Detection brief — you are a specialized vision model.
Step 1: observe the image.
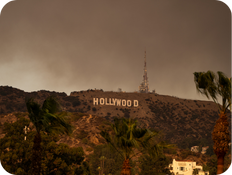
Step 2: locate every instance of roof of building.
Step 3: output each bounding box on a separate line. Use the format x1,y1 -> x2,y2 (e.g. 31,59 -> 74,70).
175,160 -> 193,162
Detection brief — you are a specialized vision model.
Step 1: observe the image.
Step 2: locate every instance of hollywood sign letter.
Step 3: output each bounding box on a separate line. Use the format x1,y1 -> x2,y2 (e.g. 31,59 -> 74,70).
93,98 -> 138,107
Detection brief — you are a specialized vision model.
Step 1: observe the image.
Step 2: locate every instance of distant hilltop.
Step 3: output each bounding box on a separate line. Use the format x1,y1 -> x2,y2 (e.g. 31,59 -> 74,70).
70,89 -> 104,95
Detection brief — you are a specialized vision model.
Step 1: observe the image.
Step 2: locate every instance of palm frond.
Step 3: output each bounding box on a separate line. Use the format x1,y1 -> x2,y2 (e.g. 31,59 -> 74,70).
204,71 -> 217,100
26,98 -> 43,132
26,96 -> 73,136
225,80 -> 231,110
217,71 -> 231,111
42,96 -> 61,114
42,112 -> 73,135
132,129 -> 145,140
100,130 -> 124,158
194,71 -> 220,110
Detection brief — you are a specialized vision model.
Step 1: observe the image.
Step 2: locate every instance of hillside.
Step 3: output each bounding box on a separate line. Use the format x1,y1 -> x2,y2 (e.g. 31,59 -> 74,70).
1,111 -> 231,174
0,85 -> 231,146
0,86 -> 232,172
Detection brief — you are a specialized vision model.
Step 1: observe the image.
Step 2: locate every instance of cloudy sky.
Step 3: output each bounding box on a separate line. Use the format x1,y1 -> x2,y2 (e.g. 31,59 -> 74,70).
0,0 -> 231,102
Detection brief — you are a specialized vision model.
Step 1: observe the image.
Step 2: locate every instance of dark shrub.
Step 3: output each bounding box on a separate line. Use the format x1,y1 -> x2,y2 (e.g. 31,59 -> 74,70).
72,100 -> 81,107
6,103 -> 14,111
0,108 -> 5,114
76,130 -> 88,139
0,91 -> 7,96
180,150 -> 192,159
65,96 -> 81,107
66,102 -> 71,106
183,110 -> 188,115
8,96 -> 15,100
78,108 -> 84,113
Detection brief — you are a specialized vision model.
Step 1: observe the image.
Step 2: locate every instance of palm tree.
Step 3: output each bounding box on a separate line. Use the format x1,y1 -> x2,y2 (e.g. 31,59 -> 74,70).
26,96 -> 73,175
193,71 -> 231,174
100,117 -> 164,175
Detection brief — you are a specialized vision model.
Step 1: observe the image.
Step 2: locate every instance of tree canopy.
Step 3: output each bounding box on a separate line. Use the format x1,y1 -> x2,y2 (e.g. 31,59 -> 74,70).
0,115 -> 89,175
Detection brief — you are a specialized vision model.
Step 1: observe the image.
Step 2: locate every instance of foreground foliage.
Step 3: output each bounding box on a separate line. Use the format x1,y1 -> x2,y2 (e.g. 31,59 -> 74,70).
138,153 -> 172,175
100,117 -> 172,175
0,115 -> 89,175
26,96 -> 73,175
89,144 -> 131,175
194,71 -> 231,174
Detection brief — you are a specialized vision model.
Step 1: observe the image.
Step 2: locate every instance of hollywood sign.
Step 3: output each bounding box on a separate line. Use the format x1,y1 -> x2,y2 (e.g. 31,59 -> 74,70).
93,98 -> 139,107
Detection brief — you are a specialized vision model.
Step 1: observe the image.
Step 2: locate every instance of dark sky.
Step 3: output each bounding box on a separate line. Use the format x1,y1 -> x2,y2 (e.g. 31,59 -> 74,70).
0,0 -> 231,102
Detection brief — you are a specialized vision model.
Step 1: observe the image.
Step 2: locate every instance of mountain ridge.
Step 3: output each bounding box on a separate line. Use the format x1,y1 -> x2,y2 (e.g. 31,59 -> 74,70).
0,85 -> 231,145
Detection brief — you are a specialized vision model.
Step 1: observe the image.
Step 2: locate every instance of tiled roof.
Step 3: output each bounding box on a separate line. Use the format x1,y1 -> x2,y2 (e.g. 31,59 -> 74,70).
176,160 -> 193,162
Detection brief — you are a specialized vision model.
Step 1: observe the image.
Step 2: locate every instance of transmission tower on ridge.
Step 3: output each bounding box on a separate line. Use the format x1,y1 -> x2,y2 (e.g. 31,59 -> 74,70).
139,49 -> 150,93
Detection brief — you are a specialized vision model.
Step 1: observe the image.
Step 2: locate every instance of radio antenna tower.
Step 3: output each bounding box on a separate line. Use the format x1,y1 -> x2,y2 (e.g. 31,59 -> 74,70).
139,49 -> 150,93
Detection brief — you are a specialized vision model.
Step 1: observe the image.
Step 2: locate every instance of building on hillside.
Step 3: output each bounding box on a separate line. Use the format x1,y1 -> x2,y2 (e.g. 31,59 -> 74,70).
138,50 -> 150,93
191,146 -> 199,153
169,159 -> 209,175
201,146 -> 209,154
191,142 -> 232,154
190,146 -> 209,154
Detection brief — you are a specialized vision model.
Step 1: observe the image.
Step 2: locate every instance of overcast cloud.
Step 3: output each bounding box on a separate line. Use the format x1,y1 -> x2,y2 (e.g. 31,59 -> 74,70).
0,0 -> 231,102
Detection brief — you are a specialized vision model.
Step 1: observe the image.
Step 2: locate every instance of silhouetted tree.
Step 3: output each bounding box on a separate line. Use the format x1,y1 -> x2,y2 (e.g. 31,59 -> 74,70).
194,71 -> 231,174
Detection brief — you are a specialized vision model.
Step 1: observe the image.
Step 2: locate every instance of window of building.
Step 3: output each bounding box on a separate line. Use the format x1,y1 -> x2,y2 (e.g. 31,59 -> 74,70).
180,167 -> 184,171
